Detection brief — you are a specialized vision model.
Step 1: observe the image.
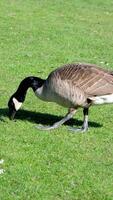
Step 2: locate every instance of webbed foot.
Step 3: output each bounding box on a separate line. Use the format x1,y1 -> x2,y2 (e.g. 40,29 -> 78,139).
68,126 -> 88,133
35,124 -> 58,130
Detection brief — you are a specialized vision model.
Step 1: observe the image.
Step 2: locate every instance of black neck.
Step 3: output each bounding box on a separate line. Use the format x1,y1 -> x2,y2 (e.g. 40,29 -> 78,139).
14,76 -> 45,102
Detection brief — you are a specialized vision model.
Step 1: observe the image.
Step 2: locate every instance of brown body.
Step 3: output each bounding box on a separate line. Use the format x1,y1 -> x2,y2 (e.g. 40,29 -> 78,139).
37,63 -> 113,109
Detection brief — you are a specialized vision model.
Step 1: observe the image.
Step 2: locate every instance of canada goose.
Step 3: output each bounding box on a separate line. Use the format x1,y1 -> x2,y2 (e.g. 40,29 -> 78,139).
8,63 -> 113,132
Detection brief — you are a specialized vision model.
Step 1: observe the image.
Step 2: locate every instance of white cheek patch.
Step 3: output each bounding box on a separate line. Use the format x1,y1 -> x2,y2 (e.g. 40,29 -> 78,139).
13,97 -> 22,111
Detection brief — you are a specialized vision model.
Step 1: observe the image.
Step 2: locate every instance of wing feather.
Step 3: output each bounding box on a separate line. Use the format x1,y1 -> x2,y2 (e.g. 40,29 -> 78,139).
52,63 -> 113,97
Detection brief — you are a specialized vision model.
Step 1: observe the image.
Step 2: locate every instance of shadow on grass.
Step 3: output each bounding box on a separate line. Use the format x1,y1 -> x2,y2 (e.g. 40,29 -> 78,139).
0,108 -> 102,128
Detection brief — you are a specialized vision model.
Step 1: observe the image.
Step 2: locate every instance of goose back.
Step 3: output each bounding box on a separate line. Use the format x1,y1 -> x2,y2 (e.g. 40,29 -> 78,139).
48,63 -> 113,96
42,63 -> 113,107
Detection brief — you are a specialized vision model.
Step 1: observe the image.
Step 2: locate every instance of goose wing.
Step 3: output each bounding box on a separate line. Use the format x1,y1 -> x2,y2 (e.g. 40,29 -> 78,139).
53,63 -> 113,97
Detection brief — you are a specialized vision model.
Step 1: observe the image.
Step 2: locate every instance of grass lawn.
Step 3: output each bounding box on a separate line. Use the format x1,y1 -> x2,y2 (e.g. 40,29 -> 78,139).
1,0 -> 113,199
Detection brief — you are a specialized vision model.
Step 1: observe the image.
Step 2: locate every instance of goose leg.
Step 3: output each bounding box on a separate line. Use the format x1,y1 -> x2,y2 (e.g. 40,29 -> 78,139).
36,108 -> 77,130
69,108 -> 89,133
82,108 -> 89,131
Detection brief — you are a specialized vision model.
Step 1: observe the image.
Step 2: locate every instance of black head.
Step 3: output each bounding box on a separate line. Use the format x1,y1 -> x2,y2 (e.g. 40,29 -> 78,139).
8,95 -> 22,120
8,76 -> 45,120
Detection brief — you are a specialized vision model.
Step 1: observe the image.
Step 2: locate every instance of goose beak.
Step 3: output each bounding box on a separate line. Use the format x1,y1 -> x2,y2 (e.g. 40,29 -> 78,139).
9,108 -> 16,120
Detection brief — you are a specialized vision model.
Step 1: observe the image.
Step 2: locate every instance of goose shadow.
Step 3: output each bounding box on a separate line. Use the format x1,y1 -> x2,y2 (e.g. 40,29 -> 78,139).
0,108 -> 102,128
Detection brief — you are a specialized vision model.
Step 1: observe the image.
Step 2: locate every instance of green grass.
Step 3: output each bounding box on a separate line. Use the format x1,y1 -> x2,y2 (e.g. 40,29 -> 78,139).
0,0 -> 113,199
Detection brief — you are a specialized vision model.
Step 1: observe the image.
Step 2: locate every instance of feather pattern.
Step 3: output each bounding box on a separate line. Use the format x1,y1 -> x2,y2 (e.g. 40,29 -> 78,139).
41,63 -> 113,108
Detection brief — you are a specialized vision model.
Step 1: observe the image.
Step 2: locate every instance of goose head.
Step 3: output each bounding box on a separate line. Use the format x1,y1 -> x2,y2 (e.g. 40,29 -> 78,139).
8,95 -> 23,120
8,76 -> 45,120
